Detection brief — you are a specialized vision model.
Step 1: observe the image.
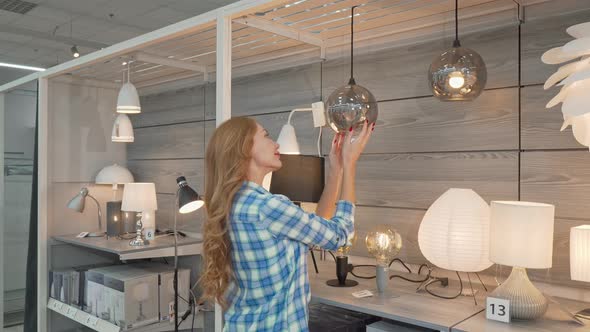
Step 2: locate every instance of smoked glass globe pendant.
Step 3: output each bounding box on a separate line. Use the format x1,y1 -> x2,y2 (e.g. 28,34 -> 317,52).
326,6 -> 378,133
428,0 -> 487,101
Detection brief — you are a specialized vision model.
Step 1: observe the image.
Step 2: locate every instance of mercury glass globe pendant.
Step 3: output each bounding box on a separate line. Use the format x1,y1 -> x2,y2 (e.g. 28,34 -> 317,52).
428,0 -> 487,101
326,6 -> 378,133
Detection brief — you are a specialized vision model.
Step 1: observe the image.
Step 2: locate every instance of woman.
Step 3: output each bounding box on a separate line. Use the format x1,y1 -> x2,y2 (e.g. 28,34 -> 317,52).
201,117 -> 373,331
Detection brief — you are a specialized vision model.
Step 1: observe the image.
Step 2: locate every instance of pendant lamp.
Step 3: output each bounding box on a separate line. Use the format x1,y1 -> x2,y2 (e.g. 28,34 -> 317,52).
428,0 -> 487,101
326,6 -> 378,133
111,113 -> 134,142
117,62 -> 141,114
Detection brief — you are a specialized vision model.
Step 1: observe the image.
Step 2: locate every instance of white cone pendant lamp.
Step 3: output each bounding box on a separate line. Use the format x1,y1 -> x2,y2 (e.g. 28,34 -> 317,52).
111,113 -> 134,143
117,63 -> 141,114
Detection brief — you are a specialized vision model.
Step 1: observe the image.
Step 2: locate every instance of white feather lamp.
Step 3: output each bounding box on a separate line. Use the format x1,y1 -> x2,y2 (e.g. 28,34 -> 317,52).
543,21 -> 590,145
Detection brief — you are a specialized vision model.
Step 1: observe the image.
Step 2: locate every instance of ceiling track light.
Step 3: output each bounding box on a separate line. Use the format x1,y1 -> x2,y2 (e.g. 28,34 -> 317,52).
71,45 -> 80,58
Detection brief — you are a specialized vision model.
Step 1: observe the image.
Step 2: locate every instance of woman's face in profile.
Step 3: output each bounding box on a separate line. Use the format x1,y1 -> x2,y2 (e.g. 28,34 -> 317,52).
251,123 -> 282,172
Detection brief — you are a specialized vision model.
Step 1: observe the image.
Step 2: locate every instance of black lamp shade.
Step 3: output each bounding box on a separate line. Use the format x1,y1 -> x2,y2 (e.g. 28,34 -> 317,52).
270,155 -> 325,203
176,176 -> 204,214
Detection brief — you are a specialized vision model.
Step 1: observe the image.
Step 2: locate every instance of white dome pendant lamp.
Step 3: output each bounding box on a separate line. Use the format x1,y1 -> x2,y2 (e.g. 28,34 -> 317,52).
111,113 -> 134,143
117,62 -> 141,114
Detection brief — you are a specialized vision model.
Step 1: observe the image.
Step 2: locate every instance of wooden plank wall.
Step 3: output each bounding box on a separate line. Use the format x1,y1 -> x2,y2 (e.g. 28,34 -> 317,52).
128,1 -> 590,289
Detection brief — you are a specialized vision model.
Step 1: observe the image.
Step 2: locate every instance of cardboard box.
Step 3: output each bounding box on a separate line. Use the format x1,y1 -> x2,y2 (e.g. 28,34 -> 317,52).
86,266 -> 112,319
134,263 -> 191,321
49,269 -> 75,305
102,266 -> 159,330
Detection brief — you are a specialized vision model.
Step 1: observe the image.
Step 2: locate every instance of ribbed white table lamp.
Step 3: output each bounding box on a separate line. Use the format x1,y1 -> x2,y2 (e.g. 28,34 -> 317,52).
489,201 -> 554,320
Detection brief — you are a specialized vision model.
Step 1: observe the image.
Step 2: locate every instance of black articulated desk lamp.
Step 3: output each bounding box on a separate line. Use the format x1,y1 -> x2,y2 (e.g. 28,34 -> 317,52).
269,154 -> 325,273
173,176 -> 204,331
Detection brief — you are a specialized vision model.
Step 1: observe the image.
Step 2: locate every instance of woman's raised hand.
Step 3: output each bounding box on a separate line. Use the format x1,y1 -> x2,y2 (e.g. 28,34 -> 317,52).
342,120 -> 374,167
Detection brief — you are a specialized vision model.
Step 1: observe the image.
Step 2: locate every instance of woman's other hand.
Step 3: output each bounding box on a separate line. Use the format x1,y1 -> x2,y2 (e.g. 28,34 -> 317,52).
328,132 -> 344,175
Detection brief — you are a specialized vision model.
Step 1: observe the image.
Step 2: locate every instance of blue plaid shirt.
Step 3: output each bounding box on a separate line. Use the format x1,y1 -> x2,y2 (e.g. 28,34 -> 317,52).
224,181 -> 355,331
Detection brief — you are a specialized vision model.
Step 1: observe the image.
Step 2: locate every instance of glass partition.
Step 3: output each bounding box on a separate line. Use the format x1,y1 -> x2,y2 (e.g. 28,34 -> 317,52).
1,80 -> 38,331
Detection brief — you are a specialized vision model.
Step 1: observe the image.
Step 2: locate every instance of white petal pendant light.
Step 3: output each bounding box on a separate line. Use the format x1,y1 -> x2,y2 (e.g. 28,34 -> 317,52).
418,188 -> 493,272
568,22 -> 590,39
562,79 -> 590,117
112,114 -> 134,143
117,62 -> 141,114
544,21 -> 590,146
544,58 -> 590,90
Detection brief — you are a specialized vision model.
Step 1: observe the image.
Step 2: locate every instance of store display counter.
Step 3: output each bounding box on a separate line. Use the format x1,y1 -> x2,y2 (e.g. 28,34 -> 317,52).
309,258 -> 590,332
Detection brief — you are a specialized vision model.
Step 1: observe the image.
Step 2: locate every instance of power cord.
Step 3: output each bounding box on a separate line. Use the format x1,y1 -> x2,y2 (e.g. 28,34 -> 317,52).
423,271 -> 463,300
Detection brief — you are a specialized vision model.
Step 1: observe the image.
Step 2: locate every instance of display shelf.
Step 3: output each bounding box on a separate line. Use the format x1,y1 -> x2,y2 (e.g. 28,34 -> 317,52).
48,298 -> 203,332
48,298 -> 120,332
53,234 -> 202,260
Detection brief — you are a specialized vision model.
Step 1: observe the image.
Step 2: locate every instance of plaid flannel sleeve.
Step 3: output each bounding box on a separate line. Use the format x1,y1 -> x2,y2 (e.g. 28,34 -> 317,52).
258,194 -> 355,250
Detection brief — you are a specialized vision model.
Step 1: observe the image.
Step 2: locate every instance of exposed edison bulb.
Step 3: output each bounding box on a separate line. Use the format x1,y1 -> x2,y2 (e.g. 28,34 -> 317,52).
448,71 -> 465,89
376,233 -> 390,249
366,227 -> 402,266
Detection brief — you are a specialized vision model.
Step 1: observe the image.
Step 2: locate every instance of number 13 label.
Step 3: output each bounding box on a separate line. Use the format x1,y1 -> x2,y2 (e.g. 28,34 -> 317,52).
486,297 -> 511,323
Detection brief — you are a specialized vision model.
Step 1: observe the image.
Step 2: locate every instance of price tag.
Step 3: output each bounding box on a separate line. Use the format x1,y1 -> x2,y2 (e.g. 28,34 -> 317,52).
66,307 -> 77,319
144,228 -> 155,240
85,315 -> 99,327
52,301 -> 63,310
352,290 -> 374,298
486,297 -> 510,323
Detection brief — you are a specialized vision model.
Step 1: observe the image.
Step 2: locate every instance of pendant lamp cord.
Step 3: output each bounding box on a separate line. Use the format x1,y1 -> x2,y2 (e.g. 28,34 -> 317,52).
349,6 -> 358,85
453,0 -> 461,47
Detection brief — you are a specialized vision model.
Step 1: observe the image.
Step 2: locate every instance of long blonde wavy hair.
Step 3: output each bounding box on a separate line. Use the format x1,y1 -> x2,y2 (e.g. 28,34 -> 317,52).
200,117 -> 258,308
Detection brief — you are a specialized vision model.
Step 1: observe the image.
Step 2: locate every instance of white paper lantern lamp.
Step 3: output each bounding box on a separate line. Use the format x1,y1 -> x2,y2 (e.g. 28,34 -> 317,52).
418,188 -> 492,272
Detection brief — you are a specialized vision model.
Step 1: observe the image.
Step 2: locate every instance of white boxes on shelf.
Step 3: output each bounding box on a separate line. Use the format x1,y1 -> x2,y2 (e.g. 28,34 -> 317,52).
86,266 -> 112,319
133,262 -> 191,321
102,265 -> 159,330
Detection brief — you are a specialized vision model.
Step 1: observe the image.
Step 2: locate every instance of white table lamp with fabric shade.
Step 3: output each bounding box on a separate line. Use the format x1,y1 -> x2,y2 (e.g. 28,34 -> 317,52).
570,225 -> 590,318
489,201 -> 555,320
122,183 -> 157,246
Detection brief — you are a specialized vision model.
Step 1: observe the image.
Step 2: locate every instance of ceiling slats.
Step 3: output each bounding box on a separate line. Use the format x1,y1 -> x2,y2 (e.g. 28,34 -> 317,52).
63,0 -> 533,87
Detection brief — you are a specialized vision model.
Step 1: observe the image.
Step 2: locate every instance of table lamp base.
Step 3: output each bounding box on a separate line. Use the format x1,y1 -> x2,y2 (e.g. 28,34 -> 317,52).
491,266 -> 547,320
326,279 -> 358,287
